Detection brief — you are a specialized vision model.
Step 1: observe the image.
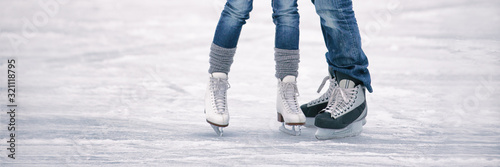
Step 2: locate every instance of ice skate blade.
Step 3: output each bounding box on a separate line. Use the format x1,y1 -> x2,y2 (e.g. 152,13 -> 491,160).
279,123 -> 302,136
210,124 -> 224,137
206,120 -> 227,137
304,117 -> 315,127
315,119 -> 365,140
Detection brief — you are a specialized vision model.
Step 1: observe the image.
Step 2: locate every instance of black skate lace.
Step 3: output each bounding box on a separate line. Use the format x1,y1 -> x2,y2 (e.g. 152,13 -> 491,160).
308,76 -> 337,105
323,86 -> 357,118
280,82 -> 300,113
211,78 -> 230,114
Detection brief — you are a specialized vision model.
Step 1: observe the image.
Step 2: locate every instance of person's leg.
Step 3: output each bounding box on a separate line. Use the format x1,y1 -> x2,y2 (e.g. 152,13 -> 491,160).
272,0 -> 300,80
272,0 -> 305,135
209,0 -> 253,75
311,0 -> 372,92
308,0 -> 371,139
206,0 -> 253,136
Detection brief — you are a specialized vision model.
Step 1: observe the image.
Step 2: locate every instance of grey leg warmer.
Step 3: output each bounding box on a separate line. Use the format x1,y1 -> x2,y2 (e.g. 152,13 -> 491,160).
275,48 -> 300,79
208,43 -> 237,74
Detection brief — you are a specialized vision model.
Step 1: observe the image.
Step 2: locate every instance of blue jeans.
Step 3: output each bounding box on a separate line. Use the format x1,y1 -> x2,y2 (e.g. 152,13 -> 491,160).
212,0 -> 300,50
312,0 -> 373,92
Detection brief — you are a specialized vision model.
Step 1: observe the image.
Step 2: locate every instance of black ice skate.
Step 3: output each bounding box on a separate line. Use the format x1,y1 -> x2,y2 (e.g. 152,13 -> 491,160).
300,75 -> 337,126
314,72 -> 367,140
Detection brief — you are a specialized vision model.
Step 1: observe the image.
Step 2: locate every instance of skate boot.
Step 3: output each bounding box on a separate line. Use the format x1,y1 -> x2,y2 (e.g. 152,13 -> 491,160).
277,75 -> 306,136
314,72 -> 367,140
205,72 -> 230,136
300,75 -> 337,126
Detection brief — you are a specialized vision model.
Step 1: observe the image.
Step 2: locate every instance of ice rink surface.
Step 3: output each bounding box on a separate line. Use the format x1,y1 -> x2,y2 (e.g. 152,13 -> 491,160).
0,0 -> 499,166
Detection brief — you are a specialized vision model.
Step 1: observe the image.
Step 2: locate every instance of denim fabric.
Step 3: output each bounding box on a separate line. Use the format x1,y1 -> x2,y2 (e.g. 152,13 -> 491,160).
272,0 -> 300,50
311,0 -> 373,92
212,0 -> 299,50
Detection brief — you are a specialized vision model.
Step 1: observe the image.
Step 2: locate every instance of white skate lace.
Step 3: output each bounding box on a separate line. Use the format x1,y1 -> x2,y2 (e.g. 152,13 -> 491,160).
307,76 -> 337,105
210,78 -> 230,114
323,86 -> 357,118
280,82 -> 300,113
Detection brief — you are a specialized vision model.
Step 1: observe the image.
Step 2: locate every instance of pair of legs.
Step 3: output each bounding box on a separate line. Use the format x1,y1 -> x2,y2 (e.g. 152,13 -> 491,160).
209,0 -> 300,79
205,0 -> 305,136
